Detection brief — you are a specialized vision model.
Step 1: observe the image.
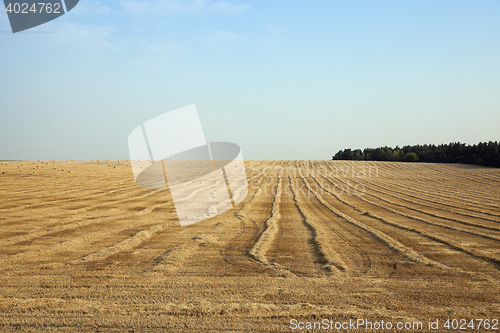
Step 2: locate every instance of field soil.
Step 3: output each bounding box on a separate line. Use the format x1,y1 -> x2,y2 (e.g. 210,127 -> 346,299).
0,160 -> 499,332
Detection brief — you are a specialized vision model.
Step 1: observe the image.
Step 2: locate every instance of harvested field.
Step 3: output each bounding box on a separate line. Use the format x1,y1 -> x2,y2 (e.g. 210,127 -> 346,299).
0,160 -> 499,332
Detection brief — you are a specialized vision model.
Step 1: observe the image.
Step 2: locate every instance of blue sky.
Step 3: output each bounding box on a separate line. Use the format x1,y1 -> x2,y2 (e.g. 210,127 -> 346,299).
0,0 -> 499,160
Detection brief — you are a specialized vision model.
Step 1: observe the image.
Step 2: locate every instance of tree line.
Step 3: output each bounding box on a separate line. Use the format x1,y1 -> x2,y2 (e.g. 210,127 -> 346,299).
332,141 -> 500,168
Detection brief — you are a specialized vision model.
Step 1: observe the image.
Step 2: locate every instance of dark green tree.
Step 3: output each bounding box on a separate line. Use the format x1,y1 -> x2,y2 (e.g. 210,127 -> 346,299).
332,141 -> 499,168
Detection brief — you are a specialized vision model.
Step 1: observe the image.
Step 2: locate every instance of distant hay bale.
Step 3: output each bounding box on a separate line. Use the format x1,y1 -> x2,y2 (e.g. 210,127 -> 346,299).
61,169 -> 64,171
68,170 -> 71,173
19,169 -> 22,171
2,171 -> 5,174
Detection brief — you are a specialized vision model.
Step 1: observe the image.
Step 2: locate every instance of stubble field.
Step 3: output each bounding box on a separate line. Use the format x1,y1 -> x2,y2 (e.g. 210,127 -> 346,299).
0,160 -> 499,332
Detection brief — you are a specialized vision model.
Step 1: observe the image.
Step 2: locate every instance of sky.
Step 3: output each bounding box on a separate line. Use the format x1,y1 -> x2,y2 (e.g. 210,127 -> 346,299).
0,0 -> 499,160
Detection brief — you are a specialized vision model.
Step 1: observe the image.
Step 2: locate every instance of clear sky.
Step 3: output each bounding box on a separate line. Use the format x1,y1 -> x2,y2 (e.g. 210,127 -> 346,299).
1,0 -> 499,160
